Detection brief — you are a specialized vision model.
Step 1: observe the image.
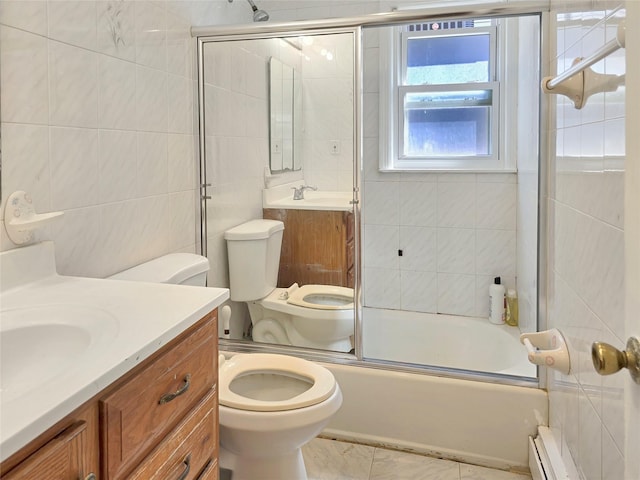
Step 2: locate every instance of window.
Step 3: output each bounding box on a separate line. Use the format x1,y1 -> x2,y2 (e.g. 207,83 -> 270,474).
379,19 -> 513,171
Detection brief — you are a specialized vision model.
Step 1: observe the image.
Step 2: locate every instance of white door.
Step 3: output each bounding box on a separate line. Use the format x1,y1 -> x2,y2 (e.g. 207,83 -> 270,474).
625,2 -> 640,478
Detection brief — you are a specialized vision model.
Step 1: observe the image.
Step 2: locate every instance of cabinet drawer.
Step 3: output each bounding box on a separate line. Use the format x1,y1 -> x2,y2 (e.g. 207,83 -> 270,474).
101,315 -> 216,479
129,388 -> 218,480
196,459 -> 220,480
2,422 -> 89,480
1,401 -> 100,479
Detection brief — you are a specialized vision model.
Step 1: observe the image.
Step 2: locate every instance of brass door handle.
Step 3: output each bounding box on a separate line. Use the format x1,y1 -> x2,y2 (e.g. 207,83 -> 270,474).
591,337 -> 640,384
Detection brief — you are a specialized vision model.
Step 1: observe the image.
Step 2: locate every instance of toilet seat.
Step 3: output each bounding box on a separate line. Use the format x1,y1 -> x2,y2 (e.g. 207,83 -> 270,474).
286,285 -> 354,310
219,354 -> 336,412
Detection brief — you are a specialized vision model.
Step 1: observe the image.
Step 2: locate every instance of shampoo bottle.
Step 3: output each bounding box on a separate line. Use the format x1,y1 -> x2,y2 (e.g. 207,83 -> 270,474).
489,277 -> 506,324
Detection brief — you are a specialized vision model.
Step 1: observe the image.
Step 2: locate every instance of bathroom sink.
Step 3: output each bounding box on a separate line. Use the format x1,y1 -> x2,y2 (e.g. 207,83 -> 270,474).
0,304 -> 119,403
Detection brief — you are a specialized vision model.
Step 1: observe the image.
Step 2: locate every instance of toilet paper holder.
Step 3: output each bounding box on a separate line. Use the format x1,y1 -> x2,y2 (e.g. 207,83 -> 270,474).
520,329 -> 571,374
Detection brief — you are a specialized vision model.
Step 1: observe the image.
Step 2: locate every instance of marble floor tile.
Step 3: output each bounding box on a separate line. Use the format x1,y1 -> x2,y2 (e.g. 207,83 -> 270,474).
303,438 -> 375,480
369,448 -> 460,480
301,438 -> 533,480
460,464 -> 532,480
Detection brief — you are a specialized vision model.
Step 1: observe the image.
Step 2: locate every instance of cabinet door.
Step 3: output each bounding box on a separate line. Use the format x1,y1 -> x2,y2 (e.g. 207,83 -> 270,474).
263,209 -> 350,287
2,421 -> 94,480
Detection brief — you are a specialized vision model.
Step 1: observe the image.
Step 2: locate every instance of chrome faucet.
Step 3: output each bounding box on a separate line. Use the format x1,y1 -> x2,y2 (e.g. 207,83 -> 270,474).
291,184 -> 317,200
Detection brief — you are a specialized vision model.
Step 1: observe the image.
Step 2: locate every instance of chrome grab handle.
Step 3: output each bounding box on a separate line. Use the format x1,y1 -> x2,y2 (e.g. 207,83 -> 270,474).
592,337 -> 640,384
202,183 -> 212,200
176,454 -> 191,480
159,374 -> 191,404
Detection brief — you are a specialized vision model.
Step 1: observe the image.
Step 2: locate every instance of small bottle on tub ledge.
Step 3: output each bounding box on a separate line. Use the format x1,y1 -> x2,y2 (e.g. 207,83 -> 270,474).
505,289 -> 519,326
489,276 -> 506,325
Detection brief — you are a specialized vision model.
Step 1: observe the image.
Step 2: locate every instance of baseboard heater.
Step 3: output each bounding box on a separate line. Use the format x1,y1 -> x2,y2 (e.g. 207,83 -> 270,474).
529,427 -> 578,480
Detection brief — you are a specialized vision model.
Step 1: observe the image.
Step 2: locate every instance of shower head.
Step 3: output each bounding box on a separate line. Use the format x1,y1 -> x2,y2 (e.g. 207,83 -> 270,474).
246,0 -> 269,22
227,0 -> 270,22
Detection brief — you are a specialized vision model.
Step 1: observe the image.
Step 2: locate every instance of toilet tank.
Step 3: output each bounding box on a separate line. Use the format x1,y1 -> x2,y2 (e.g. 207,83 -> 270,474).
108,253 -> 210,286
224,219 -> 284,302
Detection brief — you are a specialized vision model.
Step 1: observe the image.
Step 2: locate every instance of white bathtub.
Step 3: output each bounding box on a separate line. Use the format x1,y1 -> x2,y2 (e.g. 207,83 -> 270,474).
321,361 -> 547,471
362,307 -> 536,377
220,310 -> 546,470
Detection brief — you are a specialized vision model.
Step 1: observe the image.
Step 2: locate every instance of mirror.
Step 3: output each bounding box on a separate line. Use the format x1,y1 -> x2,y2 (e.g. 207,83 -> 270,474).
269,57 -> 301,173
200,29 -> 357,353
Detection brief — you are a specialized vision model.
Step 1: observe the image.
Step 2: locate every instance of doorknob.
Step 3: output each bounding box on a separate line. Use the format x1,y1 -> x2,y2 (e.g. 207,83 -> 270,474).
591,337 -> 640,384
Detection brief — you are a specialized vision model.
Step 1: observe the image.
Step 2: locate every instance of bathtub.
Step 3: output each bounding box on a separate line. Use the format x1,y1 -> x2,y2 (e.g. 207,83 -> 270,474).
220,310 -> 546,470
361,307 -> 536,377
321,362 -> 547,471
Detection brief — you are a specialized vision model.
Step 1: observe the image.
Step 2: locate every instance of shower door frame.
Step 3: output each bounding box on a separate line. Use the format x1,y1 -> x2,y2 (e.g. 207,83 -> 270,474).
194,1 -> 551,389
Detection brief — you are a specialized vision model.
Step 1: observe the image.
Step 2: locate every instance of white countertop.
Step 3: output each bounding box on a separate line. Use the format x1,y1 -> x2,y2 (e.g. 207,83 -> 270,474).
263,182 -> 353,212
0,243 -> 229,462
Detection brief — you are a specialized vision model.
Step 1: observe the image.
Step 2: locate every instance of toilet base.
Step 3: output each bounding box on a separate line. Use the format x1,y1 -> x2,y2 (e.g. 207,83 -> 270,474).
220,445 -> 307,480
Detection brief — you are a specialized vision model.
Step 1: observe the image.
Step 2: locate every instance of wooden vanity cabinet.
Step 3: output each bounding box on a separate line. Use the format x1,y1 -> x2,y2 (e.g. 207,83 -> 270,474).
0,310 -> 219,480
263,208 -> 355,288
101,312 -> 218,479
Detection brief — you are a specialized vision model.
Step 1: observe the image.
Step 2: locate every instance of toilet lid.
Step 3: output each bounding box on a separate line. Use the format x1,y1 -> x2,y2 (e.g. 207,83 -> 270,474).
219,353 -> 336,412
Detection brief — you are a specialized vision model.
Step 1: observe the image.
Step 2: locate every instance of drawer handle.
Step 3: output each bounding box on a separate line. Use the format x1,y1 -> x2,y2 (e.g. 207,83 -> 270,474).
159,374 -> 191,404
84,474 -> 96,480
177,454 -> 191,480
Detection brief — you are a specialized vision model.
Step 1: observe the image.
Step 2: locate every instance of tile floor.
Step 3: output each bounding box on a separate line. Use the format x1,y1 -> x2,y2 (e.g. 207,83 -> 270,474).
302,438 -> 533,480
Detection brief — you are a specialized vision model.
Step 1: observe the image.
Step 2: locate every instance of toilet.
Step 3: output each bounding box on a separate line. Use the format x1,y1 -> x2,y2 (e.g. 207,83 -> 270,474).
108,252 -> 210,286
218,353 -> 342,480
109,252 -> 343,480
224,219 -> 354,352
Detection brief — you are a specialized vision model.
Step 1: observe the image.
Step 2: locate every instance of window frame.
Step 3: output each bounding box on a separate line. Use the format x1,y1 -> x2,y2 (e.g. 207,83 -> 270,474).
378,19 -> 515,172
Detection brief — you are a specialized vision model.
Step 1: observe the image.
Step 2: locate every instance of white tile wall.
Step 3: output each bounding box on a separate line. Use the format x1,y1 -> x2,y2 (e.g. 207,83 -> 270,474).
362,173 -> 518,317
546,4 -> 626,480
301,33 -> 354,191
0,0 -> 201,277
0,27 -> 49,124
